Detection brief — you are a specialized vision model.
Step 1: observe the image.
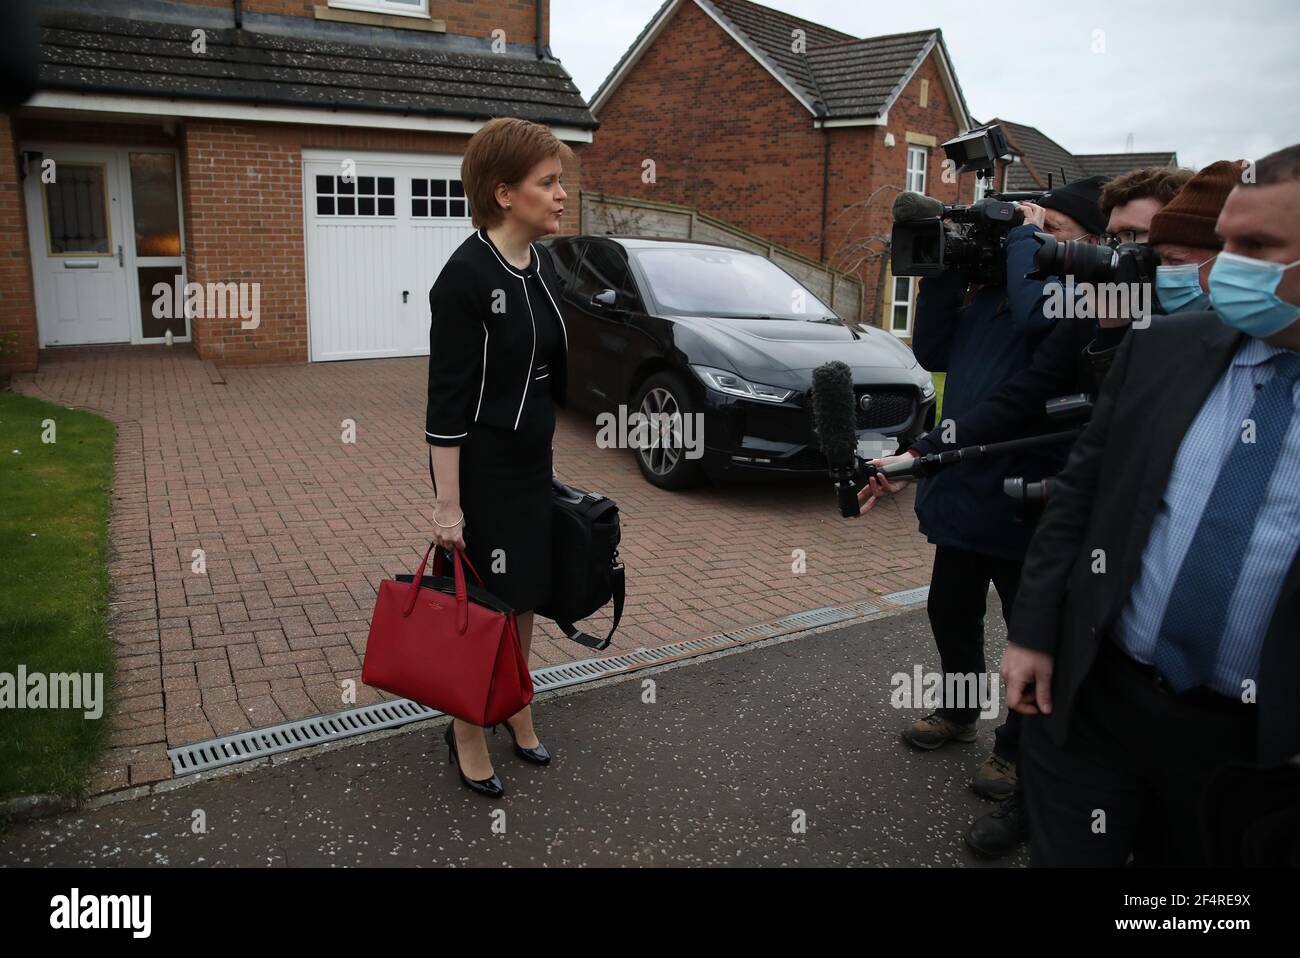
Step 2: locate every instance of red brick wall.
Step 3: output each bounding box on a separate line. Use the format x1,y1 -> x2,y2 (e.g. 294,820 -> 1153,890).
581,2 -> 978,326
826,54 -> 979,326
177,0 -> 549,45
8,113 -> 581,366
0,114 -> 38,373
582,0 -> 826,259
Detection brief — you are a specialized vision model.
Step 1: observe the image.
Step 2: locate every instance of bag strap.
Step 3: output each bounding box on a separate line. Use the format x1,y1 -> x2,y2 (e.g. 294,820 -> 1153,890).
556,559 -> 624,651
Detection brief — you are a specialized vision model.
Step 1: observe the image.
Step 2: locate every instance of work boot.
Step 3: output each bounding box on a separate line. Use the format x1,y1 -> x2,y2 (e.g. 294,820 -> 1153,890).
965,792 -> 1030,859
901,711 -> 978,750
971,752 -> 1018,801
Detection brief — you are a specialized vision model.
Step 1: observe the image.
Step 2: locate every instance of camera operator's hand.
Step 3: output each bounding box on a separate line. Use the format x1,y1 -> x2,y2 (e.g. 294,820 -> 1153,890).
1002,643 -> 1054,715
853,453 -> 915,515
1015,202 -> 1047,230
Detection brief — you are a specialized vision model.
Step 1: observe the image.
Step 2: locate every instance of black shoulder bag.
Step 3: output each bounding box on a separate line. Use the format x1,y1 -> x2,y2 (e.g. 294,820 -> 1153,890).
536,478 -> 625,651
428,450 -> 625,651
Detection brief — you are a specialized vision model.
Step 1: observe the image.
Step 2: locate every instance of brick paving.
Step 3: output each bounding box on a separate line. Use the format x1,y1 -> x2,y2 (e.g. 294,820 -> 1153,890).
12,345 -> 934,793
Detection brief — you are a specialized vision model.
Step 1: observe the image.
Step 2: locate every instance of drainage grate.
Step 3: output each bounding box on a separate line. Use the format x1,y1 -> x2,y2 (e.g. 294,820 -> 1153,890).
882,586 -> 930,606
166,596 -> 902,777
780,606 -> 857,629
531,632 -> 737,692
842,601 -> 882,617
168,698 -> 437,775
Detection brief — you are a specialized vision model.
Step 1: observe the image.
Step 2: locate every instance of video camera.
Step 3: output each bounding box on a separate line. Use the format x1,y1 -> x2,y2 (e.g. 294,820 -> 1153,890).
890,124 -> 1043,286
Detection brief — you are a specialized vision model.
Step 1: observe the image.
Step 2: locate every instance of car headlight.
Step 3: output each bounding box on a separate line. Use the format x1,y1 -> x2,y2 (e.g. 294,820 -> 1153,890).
691,365 -> 794,403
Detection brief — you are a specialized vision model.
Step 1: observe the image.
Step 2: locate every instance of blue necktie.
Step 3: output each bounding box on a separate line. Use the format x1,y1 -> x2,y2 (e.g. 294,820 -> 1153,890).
1155,351 -> 1300,692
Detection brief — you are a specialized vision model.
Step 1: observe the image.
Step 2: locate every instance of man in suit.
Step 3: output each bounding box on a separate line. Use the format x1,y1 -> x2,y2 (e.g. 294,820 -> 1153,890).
1001,143 -> 1300,866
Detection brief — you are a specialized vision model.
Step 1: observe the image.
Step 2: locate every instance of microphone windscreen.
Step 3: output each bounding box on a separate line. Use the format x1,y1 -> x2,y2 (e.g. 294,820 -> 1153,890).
892,191 -> 946,223
811,361 -> 858,470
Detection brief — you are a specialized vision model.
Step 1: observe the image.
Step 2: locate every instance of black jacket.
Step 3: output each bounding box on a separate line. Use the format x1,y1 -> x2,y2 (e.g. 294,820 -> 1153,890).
1008,312 -> 1300,764
425,229 -> 568,446
910,313 -> 1114,456
909,229 -> 1066,561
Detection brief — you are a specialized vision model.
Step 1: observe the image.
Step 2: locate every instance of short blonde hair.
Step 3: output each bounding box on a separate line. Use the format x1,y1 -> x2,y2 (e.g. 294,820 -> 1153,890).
461,117 -> 574,228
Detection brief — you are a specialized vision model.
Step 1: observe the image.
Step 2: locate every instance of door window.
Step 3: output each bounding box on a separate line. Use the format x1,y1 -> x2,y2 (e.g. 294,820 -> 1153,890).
547,240 -> 584,289
45,163 -> 111,254
572,244 -> 639,309
129,153 -> 181,256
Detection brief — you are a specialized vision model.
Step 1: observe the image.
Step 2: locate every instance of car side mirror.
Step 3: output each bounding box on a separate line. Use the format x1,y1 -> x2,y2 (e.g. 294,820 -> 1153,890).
591,288 -> 618,308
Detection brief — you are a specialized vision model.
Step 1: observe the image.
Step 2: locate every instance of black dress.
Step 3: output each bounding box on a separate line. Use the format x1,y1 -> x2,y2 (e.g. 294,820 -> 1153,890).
455,247 -> 561,612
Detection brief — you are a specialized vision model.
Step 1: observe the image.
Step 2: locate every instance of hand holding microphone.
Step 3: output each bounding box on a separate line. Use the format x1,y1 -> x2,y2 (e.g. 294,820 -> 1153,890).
853,452 -> 917,515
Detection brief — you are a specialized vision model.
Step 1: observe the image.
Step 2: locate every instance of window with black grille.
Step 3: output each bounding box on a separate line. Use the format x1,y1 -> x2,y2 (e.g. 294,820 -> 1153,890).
411,178 -> 469,219
314,174 -> 395,216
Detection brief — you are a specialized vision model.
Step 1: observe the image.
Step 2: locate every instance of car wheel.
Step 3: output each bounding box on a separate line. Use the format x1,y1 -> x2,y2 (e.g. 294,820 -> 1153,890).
630,371 -> 705,490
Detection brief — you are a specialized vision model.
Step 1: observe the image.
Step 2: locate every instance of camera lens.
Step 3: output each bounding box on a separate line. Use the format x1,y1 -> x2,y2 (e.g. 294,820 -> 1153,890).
1032,233 -> 1118,283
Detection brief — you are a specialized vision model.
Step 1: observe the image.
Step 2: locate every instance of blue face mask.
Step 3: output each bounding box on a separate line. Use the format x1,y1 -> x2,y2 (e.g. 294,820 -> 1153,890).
1156,257 -> 1216,314
1208,251 -> 1300,336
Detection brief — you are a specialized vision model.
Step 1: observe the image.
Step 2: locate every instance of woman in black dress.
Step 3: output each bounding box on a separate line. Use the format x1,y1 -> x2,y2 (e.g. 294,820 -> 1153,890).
425,117 -> 572,797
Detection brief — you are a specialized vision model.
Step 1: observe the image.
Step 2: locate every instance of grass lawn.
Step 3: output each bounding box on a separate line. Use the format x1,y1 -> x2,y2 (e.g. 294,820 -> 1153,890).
0,390 -> 116,805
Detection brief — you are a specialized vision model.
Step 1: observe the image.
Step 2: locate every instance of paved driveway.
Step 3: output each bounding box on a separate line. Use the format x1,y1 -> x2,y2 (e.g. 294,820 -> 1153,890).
12,345 -> 934,793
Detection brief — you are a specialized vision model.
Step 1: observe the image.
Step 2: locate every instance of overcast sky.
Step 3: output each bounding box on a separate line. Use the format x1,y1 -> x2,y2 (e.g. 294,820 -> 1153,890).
550,0 -> 1299,171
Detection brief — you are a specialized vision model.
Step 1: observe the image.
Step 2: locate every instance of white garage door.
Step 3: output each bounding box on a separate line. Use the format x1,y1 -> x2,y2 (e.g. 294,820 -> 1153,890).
303,150 -> 475,362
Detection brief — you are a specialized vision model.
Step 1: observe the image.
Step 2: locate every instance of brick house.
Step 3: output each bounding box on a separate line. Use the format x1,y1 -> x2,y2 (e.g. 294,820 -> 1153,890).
987,117 -> 1180,192
0,0 -> 597,372
579,0 -> 981,338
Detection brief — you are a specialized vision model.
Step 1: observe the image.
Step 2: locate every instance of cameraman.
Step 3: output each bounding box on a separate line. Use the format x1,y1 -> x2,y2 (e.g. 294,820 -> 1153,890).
895,177 -> 1108,794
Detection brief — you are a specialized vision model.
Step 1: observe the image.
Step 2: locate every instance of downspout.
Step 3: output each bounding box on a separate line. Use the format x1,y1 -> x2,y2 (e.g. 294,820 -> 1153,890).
535,0 -> 545,59
818,113 -> 830,263
233,0 -> 242,29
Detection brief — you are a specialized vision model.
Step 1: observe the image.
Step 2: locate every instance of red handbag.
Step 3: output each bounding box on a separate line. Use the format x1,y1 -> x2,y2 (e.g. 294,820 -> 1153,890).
362,542 -> 533,726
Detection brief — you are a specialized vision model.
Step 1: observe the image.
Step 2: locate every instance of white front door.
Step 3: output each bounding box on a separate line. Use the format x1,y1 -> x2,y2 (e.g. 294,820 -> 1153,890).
303,150 -> 475,362
24,147 -> 132,345
22,144 -> 188,348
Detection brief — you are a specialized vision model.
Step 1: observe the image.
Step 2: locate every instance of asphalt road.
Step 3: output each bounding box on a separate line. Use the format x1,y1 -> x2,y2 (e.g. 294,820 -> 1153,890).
0,606 -> 1027,867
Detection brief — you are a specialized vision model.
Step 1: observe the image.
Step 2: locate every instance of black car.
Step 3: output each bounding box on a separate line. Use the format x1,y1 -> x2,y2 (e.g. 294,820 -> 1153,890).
541,235 -> 937,489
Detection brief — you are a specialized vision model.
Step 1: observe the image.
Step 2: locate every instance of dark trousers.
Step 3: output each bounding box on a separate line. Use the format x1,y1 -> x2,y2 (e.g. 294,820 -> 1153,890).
1020,637 -> 1257,866
926,545 -> 1024,757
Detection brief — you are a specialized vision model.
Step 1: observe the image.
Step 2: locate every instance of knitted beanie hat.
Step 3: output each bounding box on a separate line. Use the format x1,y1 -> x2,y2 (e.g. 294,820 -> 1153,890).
1148,160 -> 1247,249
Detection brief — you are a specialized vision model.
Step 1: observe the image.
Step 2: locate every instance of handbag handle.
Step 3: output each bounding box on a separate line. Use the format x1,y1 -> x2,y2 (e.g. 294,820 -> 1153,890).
430,544 -> 489,590
402,542 -> 492,635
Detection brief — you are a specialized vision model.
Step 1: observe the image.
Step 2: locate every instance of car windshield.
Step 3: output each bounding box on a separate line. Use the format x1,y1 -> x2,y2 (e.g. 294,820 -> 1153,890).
632,247 -> 835,319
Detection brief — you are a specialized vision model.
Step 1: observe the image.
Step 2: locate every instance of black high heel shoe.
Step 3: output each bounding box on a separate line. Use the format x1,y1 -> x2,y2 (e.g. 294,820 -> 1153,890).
444,722 -> 504,797
493,716 -> 551,766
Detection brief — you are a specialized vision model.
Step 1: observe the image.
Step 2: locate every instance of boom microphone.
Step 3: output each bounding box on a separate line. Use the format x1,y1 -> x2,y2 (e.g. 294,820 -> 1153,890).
892,191 -> 946,223
810,361 -> 863,517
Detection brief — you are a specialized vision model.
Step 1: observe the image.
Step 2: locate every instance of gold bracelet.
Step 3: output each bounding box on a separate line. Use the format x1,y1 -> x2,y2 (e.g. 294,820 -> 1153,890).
433,509 -> 464,529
